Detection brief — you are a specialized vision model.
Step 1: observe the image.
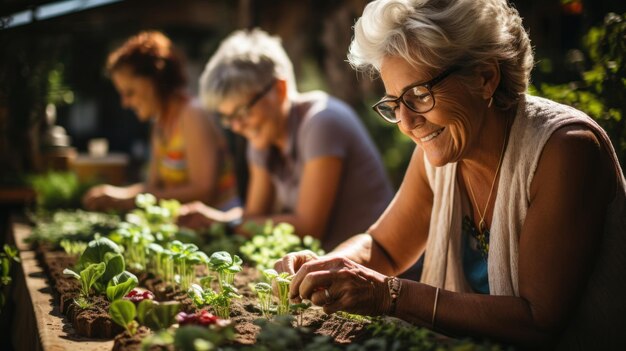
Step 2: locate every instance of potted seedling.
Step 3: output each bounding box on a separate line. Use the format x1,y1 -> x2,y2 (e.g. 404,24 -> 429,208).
63,262 -> 106,308
109,299 -> 139,336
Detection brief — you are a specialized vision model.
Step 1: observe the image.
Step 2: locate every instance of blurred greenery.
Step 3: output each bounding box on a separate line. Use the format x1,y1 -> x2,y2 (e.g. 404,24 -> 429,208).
533,12 -> 626,168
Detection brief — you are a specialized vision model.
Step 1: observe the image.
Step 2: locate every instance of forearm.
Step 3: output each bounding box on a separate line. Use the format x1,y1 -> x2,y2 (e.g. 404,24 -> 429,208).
326,234 -> 397,276
395,282 -> 555,347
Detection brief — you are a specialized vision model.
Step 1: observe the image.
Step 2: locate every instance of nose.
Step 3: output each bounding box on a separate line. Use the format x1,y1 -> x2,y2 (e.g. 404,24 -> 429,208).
397,104 -> 425,130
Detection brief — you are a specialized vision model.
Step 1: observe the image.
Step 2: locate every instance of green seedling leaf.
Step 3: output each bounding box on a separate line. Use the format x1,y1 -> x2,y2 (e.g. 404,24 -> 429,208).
137,299 -> 181,331
109,299 -> 138,335
80,262 -> 106,297
78,237 -> 122,269
106,271 -> 138,301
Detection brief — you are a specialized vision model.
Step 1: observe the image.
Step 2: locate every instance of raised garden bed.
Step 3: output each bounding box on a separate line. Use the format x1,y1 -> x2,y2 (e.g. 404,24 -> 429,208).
11,203 -> 502,351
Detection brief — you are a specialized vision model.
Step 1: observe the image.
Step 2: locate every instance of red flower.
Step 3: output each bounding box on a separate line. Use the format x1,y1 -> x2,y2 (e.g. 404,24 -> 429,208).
124,288 -> 155,304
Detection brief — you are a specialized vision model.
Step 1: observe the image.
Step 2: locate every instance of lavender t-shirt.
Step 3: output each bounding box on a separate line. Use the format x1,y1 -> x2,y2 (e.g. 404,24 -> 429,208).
248,91 -> 393,251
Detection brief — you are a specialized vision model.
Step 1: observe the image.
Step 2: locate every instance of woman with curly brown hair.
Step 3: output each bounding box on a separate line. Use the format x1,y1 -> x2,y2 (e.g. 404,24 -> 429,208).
83,31 -> 239,211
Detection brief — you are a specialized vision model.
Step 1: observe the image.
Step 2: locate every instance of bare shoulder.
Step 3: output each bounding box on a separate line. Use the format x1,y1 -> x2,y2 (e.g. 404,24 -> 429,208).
531,124 -> 615,201
180,100 -> 219,133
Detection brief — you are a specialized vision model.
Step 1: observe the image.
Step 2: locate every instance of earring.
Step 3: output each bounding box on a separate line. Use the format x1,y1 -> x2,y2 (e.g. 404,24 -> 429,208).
487,96 -> 494,108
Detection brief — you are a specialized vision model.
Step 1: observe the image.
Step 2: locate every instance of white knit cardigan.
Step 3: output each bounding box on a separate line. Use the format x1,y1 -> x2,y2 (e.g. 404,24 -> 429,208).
420,94 -> 626,349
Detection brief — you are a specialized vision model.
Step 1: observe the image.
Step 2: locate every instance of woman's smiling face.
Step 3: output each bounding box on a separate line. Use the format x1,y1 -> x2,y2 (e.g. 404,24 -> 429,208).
379,56 -> 484,167
217,84 -> 282,150
111,67 -> 160,122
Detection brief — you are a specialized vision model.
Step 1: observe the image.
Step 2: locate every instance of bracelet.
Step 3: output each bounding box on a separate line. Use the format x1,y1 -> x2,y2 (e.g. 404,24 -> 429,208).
385,276 -> 402,315
431,287 -> 440,328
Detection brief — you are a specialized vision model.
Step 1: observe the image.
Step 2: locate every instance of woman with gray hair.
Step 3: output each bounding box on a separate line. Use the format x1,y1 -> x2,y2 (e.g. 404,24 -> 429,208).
276,0 -> 626,348
177,29 -> 394,251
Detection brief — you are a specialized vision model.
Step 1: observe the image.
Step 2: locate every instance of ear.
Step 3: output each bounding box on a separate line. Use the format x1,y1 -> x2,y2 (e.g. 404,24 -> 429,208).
274,78 -> 289,103
477,60 -> 500,99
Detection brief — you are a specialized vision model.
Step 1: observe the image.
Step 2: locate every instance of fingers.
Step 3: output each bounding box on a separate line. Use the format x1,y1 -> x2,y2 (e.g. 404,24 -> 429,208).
297,270 -> 335,301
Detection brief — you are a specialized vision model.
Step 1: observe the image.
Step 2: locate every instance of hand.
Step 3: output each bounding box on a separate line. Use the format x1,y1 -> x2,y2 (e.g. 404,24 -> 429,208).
82,184 -> 127,211
274,250 -> 320,276
288,255 -> 389,316
177,201 -> 218,230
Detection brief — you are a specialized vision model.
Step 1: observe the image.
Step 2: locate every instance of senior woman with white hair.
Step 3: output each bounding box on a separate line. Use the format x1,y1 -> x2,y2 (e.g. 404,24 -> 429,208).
177,29 -> 394,251
275,0 -> 626,349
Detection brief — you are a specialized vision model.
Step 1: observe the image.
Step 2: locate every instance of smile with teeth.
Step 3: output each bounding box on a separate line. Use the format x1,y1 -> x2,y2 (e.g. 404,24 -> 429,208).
420,127 -> 445,142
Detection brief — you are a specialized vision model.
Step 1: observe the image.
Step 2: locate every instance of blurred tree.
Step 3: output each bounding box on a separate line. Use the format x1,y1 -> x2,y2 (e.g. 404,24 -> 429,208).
533,12 -> 626,168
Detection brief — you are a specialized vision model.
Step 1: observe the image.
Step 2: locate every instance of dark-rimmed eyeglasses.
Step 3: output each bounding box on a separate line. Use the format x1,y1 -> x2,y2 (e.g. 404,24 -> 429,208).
372,67 -> 458,123
219,79 -> 276,128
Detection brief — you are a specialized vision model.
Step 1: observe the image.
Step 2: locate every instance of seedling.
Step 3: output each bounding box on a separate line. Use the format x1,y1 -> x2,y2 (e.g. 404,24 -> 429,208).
1,245 -> 20,313
254,282 -> 273,318
275,273 -> 292,315
59,240 -> 87,258
63,262 -> 105,298
137,299 -> 181,331
290,301 -> 312,327
208,251 -> 242,289
188,283 -> 241,319
109,299 -> 138,336
261,269 -> 292,316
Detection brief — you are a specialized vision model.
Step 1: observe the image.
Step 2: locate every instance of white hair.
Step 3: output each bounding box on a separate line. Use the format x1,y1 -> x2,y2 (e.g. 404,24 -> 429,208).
199,28 -> 297,110
348,0 -> 534,109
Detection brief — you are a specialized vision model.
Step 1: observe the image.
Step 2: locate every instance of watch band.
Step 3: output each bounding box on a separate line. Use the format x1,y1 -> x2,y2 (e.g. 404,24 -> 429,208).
386,276 -> 402,315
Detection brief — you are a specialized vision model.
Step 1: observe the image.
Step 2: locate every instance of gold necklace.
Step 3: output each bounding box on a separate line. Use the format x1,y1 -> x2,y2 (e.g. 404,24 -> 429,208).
465,117 -> 510,235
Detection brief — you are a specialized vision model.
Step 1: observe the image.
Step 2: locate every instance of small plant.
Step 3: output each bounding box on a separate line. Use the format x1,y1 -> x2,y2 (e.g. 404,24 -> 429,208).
240,221 -> 324,271
63,262 -> 106,307
290,301 -> 312,327
106,270 -> 138,301
169,241 -> 208,291
1,245 -> 20,313
263,269 -> 292,316
188,283 -> 241,319
27,210 -> 119,246
137,299 -> 181,331
208,251 -> 242,290
254,282 -> 273,318
59,239 -> 87,258
109,299 -> 138,336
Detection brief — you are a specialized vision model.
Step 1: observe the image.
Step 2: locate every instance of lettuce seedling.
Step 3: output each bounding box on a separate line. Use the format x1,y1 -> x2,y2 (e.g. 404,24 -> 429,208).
290,301 -> 312,327
137,299 -> 181,331
106,270 -> 138,301
109,299 -> 138,336
63,261 -> 106,308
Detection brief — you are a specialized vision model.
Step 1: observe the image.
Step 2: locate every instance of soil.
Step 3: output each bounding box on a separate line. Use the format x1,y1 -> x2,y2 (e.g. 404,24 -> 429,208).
35,245 -> 372,349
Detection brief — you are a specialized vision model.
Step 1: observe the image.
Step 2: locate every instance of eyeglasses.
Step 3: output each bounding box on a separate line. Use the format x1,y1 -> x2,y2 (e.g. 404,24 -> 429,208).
372,67 -> 458,123
219,79 -> 276,127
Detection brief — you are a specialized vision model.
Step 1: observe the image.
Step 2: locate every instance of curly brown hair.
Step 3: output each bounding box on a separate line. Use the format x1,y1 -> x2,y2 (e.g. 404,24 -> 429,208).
107,31 -> 187,101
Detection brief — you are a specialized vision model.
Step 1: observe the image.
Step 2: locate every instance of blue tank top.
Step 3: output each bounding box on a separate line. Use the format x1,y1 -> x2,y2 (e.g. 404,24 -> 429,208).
462,216 -> 489,294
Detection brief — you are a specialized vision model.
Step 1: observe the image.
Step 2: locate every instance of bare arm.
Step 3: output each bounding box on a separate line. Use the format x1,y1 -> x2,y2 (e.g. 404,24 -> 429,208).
242,156 -> 343,240
328,146 -> 432,275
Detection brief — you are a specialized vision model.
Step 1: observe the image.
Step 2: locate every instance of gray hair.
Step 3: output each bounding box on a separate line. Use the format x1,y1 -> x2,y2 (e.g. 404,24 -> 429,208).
199,28 -> 297,110
348,0 -> 534,110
